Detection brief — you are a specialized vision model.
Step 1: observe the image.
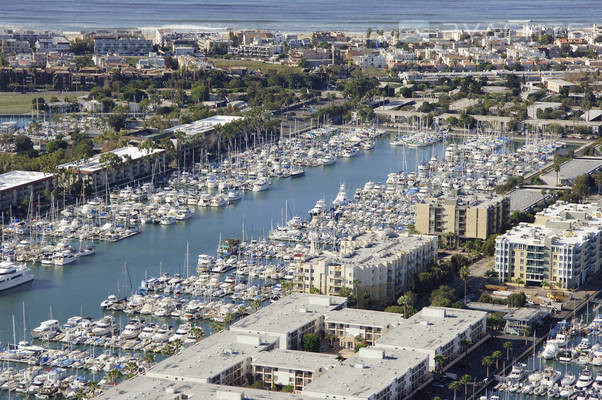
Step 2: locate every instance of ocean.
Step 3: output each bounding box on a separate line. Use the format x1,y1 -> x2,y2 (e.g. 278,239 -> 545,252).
0,0 -> 600,32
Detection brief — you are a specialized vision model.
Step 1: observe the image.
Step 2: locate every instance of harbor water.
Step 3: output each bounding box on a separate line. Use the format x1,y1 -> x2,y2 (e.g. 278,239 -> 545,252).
0,137 -> 448,345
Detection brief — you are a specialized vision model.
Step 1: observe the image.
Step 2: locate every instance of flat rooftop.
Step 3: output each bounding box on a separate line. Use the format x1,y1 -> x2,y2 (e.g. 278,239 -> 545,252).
324,308 -> 404,329
58,146 -> 164,173
253,349 -> 338,372
540,158 -> 602,186
166,115 -> 243,136
147,330 -> 277,383
230,293 -> 346,336
302,347 -> 427,400
376,307 -> 486,352
96,378 -> 304,400
0,170 -> 52,193
508,188 -> 548,212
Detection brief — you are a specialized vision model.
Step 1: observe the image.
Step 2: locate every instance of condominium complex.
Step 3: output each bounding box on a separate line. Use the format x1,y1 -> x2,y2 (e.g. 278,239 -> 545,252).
415,193 -> 510,240
293,231 -> 438,307
495,201 -> 602,288
93,38 -> 153,56
0,170 -> 53,212
98,294 -> 487,400
58,146 -> 165,194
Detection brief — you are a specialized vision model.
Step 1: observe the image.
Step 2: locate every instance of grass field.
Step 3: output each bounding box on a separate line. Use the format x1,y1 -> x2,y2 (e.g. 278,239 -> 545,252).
0,91 -> 88,114
208,58 -> 301,73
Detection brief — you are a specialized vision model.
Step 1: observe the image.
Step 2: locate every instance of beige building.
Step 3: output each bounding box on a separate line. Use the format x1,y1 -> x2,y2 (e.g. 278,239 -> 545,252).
495,201 -> 602,288
294,231 -> 438,307
415,194 -> 509,240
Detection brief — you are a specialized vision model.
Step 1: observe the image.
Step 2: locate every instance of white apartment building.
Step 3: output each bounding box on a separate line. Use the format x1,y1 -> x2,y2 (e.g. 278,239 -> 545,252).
100,294 -> 486,400
376,307 -> 487,371
294,231 -> 438,307
495,201 -> 602,288
93,38 -> 153,56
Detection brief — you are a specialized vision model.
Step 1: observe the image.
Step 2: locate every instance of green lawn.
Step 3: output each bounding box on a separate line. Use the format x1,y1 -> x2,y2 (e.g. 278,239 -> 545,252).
0,91 -> 88,114
208,58 -> 301,73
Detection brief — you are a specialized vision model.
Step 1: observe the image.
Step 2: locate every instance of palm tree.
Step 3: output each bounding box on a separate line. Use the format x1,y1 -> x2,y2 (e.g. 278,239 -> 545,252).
251,299 -> 262,312
190,326 -> 204,341
448,381 -> 461,400
107,368 -> 123,383
461,338 -> 472,356
504,341 -> 513,360
434,354 -> 447,374
491,350 -> 502,369
482,355 -> 493,377
459,374 -> 471,396
459,266 -> 470,305
223,312 -> 234,329
397,294 -> 410,318
209,320 -> 225,333
143,351 -> 155,367
366,27 -> 372,39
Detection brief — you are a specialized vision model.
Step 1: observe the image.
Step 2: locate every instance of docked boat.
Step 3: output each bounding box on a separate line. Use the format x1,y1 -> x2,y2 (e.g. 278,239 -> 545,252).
576,368 -> 593,389
0,261 -> 34,292
540,367 -> 562,387
120,319 -> 143,340
31,320 -> 61,341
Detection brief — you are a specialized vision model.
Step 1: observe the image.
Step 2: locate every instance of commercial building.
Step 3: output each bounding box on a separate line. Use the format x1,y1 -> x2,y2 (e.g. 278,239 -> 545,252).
100,294 -> 485,399
495,201 -> 602,288
376,307 -> 488,371
294,231 -> 438,307
0,171 -> 53,212
415,193 -> 510,240
94,38 -> 153,56
503,307 -> 549,335
58,146 -> 165,194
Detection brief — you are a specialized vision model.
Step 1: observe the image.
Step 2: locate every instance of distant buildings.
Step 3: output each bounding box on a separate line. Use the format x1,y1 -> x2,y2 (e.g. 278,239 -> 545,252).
294,231 -> 438,307
495,201 -> 602,288
0,171 -> 53,213
415,193 -> 510,241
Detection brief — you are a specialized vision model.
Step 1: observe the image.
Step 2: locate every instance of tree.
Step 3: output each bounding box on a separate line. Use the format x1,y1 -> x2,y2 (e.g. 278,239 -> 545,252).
430,285 -> 456,307
507,292 -> 526,307
107,368 -> 123,383
302,333 -> 321,352
14,135 -> 34,154
108,113 -> 126,131
481,355 -> 493,377
434,354 -> 447,374
448,381 -> 461,400
504,341 -> 513,360
366,27 -> 372,39
191,84 -> 209,103
143,351 -> 155,366
459,374 -> 471,396
491,350 -> 502,369
459,266 -> 470,305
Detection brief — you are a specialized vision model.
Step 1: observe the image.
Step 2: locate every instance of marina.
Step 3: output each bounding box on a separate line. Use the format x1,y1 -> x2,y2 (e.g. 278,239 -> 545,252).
0,130 -> 572,399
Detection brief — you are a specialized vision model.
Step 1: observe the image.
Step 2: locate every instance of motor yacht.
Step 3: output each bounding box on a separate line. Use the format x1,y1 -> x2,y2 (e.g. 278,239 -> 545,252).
576,369 -> 593,389
31,320 -> 61,340
0,261 -> 34,292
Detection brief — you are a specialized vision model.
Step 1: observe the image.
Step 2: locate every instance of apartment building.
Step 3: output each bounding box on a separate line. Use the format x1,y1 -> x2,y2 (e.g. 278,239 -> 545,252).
228,44 -> 283,58
1,39 -> 31,55
58,146 -> 165,194
303,347 -> 429,400
294,231 -> 438,307
323,308 -> 403,348
495,201 -> 602,288
230,294 -> 347,350
252,350 -> 337,391
93,38 -> 153,56
0,171 -> 53,212
415,194 -> 510,240
376,307 -> 487,371
100,294 -> 486,400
